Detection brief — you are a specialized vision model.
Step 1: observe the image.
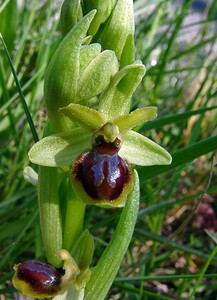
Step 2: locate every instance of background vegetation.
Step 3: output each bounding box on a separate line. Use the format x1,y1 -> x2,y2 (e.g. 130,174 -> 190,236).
0,0 -> 217,299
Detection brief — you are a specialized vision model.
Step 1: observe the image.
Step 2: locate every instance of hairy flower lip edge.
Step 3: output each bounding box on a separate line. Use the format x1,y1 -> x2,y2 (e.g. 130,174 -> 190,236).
71,152 -> 133,208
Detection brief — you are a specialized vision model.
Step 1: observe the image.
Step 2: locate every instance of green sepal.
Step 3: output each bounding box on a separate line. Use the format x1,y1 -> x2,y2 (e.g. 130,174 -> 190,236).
71,230 -> 94,271
60,104 -> 105,131
119,130 -> 172,166
76,50 -> 119,103
23,166 -> 38,186
96,0 -> 135,67
44,10 -> 96,132
28,128 -> 92,167
114,107 -> 157,133
57,249 -> 91,294
60,0 -> 83,36
79,44 -> 101,71
83,0 -> 116,36
84,170 -> 140,300
99,60 -> 146,121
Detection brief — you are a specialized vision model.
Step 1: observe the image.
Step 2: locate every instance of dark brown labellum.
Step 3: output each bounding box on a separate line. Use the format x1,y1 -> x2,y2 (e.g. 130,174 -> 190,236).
16,260 -> 62,296
72,135 -> 132,203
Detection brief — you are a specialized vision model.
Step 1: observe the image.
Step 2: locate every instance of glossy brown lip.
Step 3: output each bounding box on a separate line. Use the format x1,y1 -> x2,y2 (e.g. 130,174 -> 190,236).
16,260 -> 62,295
73,138 -> 131,201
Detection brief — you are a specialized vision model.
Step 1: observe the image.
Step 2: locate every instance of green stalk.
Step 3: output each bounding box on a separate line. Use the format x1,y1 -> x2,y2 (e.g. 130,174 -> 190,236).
189,245 -> 217,300
0,33 -> 39,143
84,170 -> 140,300
63,183 -> 86,252
38,166 -> 63,267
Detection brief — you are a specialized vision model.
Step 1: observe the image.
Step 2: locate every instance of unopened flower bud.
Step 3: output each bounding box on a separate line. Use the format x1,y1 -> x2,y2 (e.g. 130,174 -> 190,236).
60,0 -> 83,36
83,0 -> 116,36
96,0 -> 135,67
44,11 -> 118,132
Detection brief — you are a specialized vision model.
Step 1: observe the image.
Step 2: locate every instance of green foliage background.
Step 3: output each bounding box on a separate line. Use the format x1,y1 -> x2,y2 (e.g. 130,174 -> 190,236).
0,0 -> 217,299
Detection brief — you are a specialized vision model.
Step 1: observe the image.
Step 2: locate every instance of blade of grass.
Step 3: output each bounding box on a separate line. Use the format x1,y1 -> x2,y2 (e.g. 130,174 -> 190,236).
0,66 -> 45,115
141,106 -> 217,131
139,185 -> 217,217
113,283 -> 176,300
154,0 -> 192,91
114,273 -> 217,282
7,0 -> 39,87
0,33 -> 39,142
135,229 -> 217,262
138,135 -> 217,181
189,245 -> 217,300
0,210 -> 38,269
146,65 -> 205,76
171,34 -> 217,61
0,0 -> 10,13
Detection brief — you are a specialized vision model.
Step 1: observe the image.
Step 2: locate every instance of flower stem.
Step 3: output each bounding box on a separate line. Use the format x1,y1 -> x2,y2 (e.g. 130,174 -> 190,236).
38,166 -> 63,267
63,183 -> 86,253
84,170 -> 140,300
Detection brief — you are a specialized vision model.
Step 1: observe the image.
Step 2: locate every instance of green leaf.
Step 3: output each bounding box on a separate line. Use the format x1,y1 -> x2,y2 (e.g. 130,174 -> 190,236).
59,104 -> 105,131
120,130 -> 172,166
71,230 -> 95,271
28,128 -> 92,167
114,107 -> 157,133
76,49 -> 119,102
44,10 -> 96,132
84,170 -> 140,300
99,60 -> 146,121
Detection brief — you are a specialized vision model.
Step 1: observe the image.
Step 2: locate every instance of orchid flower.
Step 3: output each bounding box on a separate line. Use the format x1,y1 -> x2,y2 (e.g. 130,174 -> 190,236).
12,1 -> 172,299
28,97 -> 171,207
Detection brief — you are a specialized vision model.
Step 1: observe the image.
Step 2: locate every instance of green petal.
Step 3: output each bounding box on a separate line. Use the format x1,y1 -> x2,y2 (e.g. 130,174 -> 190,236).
23,166 -> 38,186
120,131 -> 172,166
28,128 -> 91,167
59,104 -> 105,131
98,60 -> 146,121
114,107 -> 157,133
76,49 -> 119,102
79,44 -> 101,71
